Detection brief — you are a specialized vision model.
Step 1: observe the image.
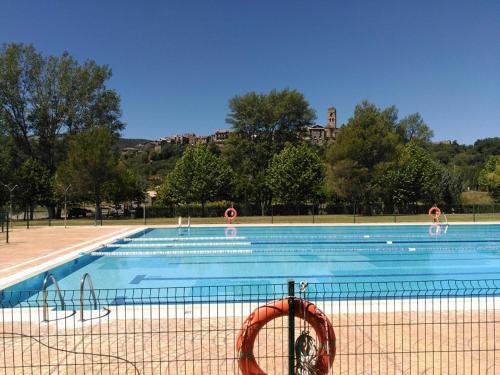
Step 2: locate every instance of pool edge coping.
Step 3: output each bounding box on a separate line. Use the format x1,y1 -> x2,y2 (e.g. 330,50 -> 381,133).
0,226 -> 146,290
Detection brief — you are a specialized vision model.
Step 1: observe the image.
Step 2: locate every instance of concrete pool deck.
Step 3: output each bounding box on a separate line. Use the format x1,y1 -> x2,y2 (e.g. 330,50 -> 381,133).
0,226 -> 143,288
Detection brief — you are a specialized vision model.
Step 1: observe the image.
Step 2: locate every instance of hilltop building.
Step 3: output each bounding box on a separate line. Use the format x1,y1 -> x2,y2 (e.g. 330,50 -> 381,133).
305,107 -> 339,145
141,106 -> 340,152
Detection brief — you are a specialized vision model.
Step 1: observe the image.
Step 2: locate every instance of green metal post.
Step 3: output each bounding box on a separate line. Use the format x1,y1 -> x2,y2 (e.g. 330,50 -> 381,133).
288,280 -> 295,375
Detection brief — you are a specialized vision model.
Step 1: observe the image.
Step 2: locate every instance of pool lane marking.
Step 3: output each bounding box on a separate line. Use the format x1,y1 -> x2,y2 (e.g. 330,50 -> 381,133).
123,256 -> 500,264
129,270 -> 500,283
110,242 -> 251,247
90,249 -> 252,257
228,239 -> 500,245
124,236 -> 247,241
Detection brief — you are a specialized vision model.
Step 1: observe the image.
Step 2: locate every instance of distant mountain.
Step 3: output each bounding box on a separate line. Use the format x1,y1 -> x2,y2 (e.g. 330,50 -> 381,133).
116,138 -> 152,149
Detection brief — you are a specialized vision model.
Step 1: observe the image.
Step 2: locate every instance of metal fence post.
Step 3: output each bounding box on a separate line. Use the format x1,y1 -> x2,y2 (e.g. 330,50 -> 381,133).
6,212 -> 9,243
288,279 -> 295,375
473,204 -> 476,222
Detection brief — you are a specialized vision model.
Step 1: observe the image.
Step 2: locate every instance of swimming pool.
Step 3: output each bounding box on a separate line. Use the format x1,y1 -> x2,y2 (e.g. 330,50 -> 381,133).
2,224 -> 500,305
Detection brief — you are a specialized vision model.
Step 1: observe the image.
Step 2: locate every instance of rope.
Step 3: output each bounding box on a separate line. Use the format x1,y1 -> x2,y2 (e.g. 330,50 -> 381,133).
1,331 -> 141,374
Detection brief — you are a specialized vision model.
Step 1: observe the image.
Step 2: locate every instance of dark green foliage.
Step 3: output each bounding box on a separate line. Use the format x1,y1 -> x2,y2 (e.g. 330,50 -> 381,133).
380,142 -> 462,211
396,113 -> 434,143
267,143 -> 325,205
55,128 -> 141,218
13,158 -> 53,212
158,145 -> 233,213
0,43 -> 123,175
223,89 -> 315,211
326,101 -> 401,211
479,156 -> 500,203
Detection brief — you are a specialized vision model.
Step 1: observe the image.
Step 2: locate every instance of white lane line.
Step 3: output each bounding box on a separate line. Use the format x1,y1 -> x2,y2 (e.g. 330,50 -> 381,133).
124,236 -> 247,241
91,249 -> 253,256
0,227 -> 132,273
108,242 -> 252,248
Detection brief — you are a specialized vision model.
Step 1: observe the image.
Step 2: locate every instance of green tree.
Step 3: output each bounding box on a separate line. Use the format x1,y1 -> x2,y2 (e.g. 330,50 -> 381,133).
326,101 -> 401,212
223,89 -> 315,213
0,136 -> 13,205
55,128 -> 119,220
13,158 -> 53,218
107,162 -> 145,204
267,143 -> 325,207
478,156 -> 500,202
0,43 -> 122,168
158,145 -> 233,214
397,113 -> 433,143
380,141 -> 461,211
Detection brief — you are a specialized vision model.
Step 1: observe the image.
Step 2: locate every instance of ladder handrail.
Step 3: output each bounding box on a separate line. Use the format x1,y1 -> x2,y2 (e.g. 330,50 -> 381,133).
42,273 -> 65,322
80,272 -> 98,321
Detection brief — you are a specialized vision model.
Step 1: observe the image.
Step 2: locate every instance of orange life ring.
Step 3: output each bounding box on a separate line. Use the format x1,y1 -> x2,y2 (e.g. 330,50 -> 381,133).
428,206 -> 441,221
236,298 -> 336,375
225,207 -> 237,223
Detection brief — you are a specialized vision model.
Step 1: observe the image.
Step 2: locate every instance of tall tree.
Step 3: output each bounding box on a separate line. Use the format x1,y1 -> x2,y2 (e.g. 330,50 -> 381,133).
13,158 -> 53,218
158,144 -> 233,214
223,89 -> 315,213
478,156 -> 500,203
326,101 -> 401,212
0,43 -> 123,174
397,113 -> 433,143
380,141 -> 461,211
266,143 -> 325,207
55,128 -> 119,220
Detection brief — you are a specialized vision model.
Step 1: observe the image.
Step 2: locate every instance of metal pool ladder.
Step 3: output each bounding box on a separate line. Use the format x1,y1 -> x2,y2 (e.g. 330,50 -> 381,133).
42,273 -> 65,322
80,272 -> 98,321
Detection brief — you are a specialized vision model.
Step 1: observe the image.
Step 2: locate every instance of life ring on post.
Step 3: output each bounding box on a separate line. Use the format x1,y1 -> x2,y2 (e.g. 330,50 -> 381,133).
428,206 -> 441,221
225,207 -> 237,223
236,298 -> 336,375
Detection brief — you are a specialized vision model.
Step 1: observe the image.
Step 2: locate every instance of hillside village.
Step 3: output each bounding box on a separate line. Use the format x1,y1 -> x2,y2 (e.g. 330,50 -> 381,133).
122,106 -> 341,157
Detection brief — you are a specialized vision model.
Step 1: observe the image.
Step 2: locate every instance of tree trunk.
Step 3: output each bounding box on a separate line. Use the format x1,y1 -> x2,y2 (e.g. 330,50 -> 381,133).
201,201 -> 205,217
95,199 -> 102,224
55,206 -> 62,220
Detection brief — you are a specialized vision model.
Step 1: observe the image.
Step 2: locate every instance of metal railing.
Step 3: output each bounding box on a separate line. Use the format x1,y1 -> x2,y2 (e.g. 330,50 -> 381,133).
1,279 -> 500,374
41,273 -> 66,322
79,272 -> 98,321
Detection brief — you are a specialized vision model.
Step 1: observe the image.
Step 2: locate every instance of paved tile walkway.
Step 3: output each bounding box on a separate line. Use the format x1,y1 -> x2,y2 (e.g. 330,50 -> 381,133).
0,226 -> 137,281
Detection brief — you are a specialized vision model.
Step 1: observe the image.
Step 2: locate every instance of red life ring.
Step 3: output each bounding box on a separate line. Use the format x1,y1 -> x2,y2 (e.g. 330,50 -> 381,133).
225,207 -> 237,223
428,206 -> 441,221
236,298 -> 336,375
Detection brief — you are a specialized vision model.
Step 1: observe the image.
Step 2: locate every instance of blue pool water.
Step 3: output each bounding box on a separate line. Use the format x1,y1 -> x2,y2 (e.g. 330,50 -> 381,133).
2,224 -> 500,305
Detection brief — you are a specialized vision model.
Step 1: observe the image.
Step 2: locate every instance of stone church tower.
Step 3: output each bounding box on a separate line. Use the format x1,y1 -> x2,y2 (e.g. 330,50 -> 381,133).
325,106 -> 337,139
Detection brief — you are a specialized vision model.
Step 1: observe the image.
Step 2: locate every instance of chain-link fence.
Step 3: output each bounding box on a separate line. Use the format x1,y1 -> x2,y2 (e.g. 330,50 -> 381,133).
1,279 -> 500,374
6,203 -> 500,228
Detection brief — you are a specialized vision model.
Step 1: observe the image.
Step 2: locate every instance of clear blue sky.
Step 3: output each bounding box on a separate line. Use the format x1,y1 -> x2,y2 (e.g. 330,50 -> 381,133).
1,0 -> 499,144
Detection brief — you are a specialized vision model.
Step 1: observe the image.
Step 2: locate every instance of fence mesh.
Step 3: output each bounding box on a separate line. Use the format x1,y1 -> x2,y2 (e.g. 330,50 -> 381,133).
6,203 -> 500,227
1,279 -> 499,374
